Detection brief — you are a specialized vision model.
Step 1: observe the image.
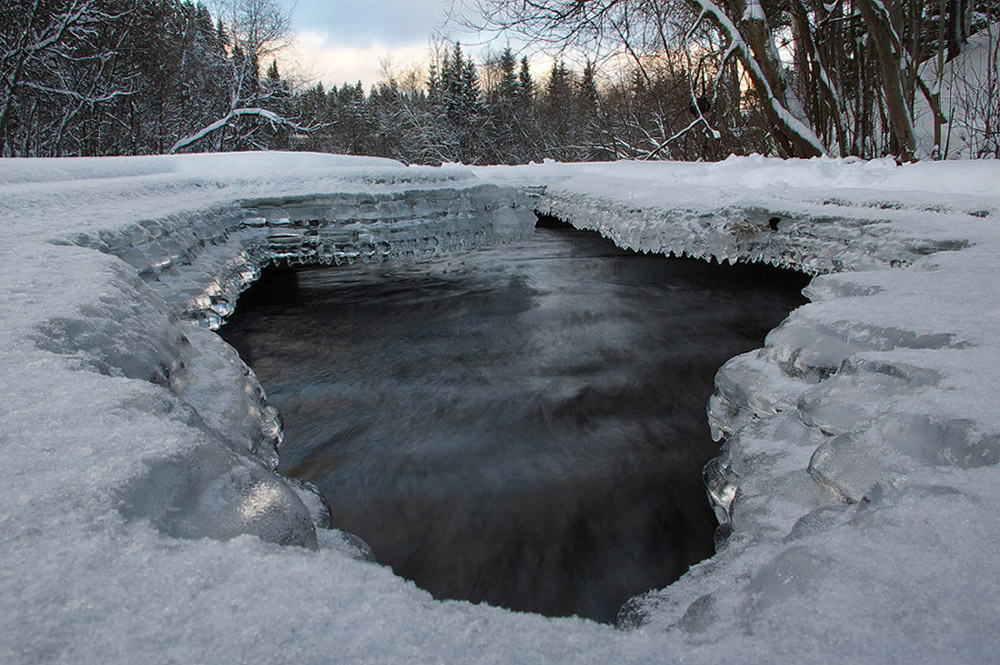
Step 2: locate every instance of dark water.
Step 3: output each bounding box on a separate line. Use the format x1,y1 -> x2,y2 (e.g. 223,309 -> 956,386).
220,220 -> 808,623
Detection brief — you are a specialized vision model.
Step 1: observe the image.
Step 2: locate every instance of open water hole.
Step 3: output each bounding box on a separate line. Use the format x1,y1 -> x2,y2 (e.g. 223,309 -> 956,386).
219,219 -> 809,624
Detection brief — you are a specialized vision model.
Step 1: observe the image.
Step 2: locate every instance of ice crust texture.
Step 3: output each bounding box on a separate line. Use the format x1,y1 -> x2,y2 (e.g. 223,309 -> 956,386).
2,152 -> 1000,664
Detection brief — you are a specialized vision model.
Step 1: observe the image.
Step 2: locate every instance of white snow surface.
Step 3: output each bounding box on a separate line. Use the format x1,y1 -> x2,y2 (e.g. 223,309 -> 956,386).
914,25 -> 1000,159
3,152 -> 1000,664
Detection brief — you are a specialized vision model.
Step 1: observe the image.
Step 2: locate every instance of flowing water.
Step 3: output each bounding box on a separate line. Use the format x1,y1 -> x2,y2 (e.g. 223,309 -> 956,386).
220,220 -> 809,623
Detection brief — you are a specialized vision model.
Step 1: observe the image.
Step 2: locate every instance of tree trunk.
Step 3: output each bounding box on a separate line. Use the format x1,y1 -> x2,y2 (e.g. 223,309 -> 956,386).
856,0 -> 918,160
789,0 -> 846,155
947,0 -> 968,60
689,0 -> 827,157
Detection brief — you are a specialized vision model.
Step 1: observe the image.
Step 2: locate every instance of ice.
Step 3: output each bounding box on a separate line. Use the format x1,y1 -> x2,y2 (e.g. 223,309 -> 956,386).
4,152 -> 1000,663
173,326 -> 285,467
807,433 -> 889,503
117,443 -> 319,548
66,183 -> 534,331
315,527 -> 378,563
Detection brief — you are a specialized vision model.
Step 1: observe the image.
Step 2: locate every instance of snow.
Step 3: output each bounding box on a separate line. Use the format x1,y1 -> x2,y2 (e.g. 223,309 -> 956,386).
3,151 -> 1000,663
914,25 -> 1000,158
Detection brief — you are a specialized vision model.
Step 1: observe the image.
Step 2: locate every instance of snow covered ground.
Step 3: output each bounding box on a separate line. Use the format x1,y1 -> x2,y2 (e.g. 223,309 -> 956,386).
2,152 -> 1000,663
914,24 -> 1000,159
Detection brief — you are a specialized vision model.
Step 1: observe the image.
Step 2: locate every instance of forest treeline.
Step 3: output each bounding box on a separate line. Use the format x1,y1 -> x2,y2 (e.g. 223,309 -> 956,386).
2,0 -> 999,162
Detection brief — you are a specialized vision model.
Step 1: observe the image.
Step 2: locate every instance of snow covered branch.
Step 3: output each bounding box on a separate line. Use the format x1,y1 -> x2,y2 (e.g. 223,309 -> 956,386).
168,107 -> 313,154
686,0 -> 828,158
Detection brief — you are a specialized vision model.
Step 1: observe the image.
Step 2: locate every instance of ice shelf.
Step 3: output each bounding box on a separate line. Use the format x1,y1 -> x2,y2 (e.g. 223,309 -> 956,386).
3,152 -> 1000,664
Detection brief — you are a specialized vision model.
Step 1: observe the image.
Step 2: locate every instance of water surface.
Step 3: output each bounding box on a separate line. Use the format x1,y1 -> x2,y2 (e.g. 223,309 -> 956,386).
221,221 -> 808,623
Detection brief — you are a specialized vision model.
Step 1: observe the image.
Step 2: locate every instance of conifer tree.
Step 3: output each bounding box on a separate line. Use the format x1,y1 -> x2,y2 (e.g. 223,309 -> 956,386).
510,56 -> 540,161
576,59 -> 604,160
490,47 -> 521,163
518,56 -> 535,107
542,60 -> 574,159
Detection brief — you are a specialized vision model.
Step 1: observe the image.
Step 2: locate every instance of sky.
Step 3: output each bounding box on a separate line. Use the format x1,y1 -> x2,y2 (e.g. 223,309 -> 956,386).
276,0 -> 491,89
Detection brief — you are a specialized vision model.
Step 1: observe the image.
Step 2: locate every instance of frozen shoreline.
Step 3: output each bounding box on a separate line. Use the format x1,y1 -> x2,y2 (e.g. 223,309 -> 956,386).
513,161 -> 1000,652
3,153 -> 1000,663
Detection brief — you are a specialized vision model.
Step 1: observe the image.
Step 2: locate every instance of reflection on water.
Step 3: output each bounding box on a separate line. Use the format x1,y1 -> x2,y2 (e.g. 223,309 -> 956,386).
220,222 -> 809,623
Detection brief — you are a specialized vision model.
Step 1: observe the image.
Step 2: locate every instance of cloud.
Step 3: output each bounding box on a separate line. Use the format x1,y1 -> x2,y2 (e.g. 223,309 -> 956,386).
277,31 -> 434,88
290,0 -> 454,48
276,0 -> 501,86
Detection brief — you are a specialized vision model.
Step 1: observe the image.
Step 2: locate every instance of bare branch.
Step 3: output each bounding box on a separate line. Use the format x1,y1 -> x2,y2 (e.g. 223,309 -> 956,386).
168,107 -> 313,154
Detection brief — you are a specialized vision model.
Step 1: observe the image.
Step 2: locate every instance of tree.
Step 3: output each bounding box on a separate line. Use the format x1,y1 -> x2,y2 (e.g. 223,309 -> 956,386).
518,55 -> 535,108
515,56 -> 541,161
856,0 -> 917,160
467,0 -> 992,160
541,59 -> 575,159
576,59 -> 607,160
484,47 -> 522,163
123,0 -> 232,155
0,0 -> 310,156
0,0 -> 134,156
169,0 -> 304,152
426,43 -> 485,163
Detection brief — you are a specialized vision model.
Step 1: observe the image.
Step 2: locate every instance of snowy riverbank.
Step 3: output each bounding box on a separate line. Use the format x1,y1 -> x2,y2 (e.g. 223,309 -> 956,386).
2,152 -> 999,663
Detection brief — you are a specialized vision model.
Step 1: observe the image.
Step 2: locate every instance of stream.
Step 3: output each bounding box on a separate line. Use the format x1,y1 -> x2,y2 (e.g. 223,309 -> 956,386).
220,219 -> 809,623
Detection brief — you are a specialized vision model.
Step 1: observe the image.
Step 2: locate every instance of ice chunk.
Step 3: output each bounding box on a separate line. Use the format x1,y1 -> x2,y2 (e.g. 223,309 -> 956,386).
285,477 -> 332,529
708,349 -> 812,441
877,415 -> 1000,470
703,455 -> 739,525
808,433 -> 889,503
31,262 -> 186,386
744,545 -> 832,614
316,528 -> 377,562
117,446 -> 318,549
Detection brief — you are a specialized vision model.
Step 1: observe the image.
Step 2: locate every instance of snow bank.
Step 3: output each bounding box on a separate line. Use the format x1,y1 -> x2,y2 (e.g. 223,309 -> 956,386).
914,25 -> 1000,159
3,152 -> 1000,664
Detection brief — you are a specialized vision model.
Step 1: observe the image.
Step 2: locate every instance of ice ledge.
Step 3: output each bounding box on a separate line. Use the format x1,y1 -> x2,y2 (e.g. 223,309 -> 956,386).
46,181 -> 535,549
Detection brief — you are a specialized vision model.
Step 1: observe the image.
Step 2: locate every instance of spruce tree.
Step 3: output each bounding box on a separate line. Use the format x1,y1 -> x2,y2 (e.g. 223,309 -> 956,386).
497,48 -> 519,103
518,57 -> 535,108
515,56 -> 539,162
489,47 -> 521,163
543,60 -> 573,159
577,59 -> 604,160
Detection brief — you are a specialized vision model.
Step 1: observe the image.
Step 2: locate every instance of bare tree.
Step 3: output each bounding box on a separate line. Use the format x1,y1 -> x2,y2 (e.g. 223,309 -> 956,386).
0,0 -> 133,156
856,0 -> 917,159
169,0 -> 304,152
464,0 -> 827,157
464,0 -> 990,160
